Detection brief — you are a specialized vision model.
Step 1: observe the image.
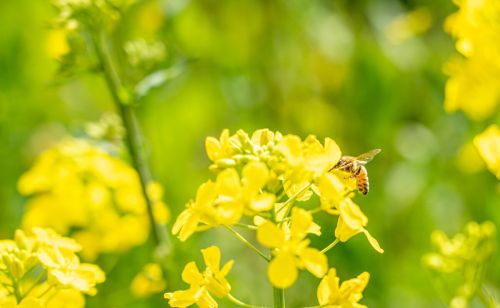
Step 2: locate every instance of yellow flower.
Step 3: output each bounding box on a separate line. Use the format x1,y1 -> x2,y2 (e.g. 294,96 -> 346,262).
317,173 -> 352,215
147,181 -> 171,224
173,163 -> 276,241
257,208 -> 327,289
131,263 -> 167,298
443,0 -> 500,120
423,221 -> 496,274
38,248 -> 105,295
335,199 -> 384,253
18,138 -> 154,259
172,181 -> 218,241
474,124 -> 500,178
0,228 -> 104,307
164,246 -> 233,308
278,135 -> 341,201
205,129 -> 239,166
317,268 -> 370,308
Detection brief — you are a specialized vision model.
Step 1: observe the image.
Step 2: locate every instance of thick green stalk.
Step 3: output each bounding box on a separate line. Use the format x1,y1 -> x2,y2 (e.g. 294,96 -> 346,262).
273,287 -> 285,308
90,30 -> 170,254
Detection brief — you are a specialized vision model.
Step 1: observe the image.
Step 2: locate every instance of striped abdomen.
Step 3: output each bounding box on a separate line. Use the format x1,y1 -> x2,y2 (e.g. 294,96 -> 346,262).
356,166 -> 369,195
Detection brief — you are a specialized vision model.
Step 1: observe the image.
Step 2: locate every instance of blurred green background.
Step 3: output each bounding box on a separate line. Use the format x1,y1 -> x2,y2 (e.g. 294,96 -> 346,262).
1,0 -> 499,307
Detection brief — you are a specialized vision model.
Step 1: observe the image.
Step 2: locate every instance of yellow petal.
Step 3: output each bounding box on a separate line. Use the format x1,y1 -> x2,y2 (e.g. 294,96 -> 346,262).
216,169 -> 241,197
173,209 -> 200,242
181,262 -> 204,285
317,268 -> 339,306
249,193 -> 275,212
196,181 -> 217,207
201,246 -> 221,272
474,124 -> 500,178
290,208 -> 314,240
242,161 -> 269,189
257,221 -> 285,248
205,137 -> 221,161
324,138 -> 342,166
335,216 -> 360,242
362,229 -> 384,253
268,253 -> 298,289
164,286 -> 200,307
300,248 -> 328,278
339,199 -> 367,230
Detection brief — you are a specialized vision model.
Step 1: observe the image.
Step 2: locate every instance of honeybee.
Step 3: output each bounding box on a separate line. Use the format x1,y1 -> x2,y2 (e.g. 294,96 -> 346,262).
329,149 -> 381,195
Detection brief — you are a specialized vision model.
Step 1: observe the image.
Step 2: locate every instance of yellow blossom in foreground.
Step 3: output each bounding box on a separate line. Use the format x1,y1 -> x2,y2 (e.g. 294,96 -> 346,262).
317,268 -> 370,308
257,208 -> 327,289
474,124 -> 500,178
131,263 -> 167,298
18,138 -> 157,259
278,135 -> 341,201
317,173 -> 383,253
335,199 -> 384,254
172,163 -> 275,241
164,246 -> 233,308
0,228 -> 104,307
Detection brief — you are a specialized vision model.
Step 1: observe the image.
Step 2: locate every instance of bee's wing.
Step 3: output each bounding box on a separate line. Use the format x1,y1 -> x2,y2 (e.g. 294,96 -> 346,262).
356,149 -> 381,164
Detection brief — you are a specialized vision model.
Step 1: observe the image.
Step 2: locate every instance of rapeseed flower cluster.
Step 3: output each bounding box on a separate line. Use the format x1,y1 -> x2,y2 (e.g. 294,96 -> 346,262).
0,228 -> 104,307
164,246 -> 233,308
316,268 -> 370,308
130,263 -> 167,298
444,0 -> 500,121
444,1 -> 500,180
423,221 -> 497,307
18,138 -> 169,260
168,129 -> 382,306
51,0 -> 136,30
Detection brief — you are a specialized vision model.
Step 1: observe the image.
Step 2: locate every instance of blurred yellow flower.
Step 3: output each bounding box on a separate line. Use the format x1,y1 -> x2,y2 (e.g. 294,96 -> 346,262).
164,246 -> 233,308
423,221 -> 497,306
444,0 -> 500,120
317,268 -> 370,308
147,181 -> 171,224
131,263 -> 166,298
0,228 -> 104,307
385,7 -> 432,44
257,208 -> 327,289
474,124 -> 500,178
45,29 -> 70,59
18,138 -> 158,260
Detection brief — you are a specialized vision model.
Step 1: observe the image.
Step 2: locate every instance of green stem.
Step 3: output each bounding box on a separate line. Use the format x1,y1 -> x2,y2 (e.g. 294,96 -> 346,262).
477,287 -> 496,308
276,182 -> 312,213
23,269 -> 45,297
321,239 -> 340,254
90,30 -> 170,255
235,223 -> 258,230
227,293 -> 268,308
224,225 -> 270,262
272,287 -> 285,308
11,279 -> 22,304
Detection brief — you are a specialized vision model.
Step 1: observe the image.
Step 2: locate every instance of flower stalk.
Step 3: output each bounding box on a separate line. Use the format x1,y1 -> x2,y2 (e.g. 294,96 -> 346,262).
90,30 -> 170,255
272,287 -> 285,308
225,225 -> 270,262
